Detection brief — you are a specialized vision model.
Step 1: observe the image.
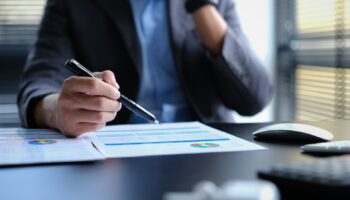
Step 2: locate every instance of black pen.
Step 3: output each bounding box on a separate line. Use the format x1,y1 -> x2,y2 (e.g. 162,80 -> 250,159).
65,59 -> 159,124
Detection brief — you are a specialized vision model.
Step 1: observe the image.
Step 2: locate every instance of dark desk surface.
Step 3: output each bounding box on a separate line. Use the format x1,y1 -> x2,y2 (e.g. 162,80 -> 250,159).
1,120 -> 350,200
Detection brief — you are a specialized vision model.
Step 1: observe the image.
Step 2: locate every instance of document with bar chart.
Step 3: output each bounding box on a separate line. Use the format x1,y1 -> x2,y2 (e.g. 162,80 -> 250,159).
89,122 -> 266,158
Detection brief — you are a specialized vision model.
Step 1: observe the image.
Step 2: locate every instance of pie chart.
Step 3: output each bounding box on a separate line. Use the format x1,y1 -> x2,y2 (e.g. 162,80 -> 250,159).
28,139 -> 57,145
191,142 -> 220,148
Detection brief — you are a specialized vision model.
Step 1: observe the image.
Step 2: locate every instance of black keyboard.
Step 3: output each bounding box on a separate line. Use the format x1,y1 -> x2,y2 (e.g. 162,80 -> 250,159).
258,156 -> 350,200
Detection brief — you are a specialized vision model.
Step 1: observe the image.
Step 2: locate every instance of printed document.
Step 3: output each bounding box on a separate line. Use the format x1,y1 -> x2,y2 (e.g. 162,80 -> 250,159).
89,122 -> 265,158
0,129 -> 103,166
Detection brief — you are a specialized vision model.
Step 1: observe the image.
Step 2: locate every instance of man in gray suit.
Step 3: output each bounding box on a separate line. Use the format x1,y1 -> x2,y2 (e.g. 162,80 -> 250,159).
17,0 -> 272,137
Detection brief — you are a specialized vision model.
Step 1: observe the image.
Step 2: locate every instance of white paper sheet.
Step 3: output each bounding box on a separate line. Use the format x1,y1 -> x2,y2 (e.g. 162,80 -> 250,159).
0,129 -> 103,166
89,122 -> 266,158
0,128 -> 67,140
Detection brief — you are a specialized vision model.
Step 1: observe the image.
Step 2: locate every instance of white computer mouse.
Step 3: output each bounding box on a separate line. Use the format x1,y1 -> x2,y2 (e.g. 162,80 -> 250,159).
252,123 -> 334,143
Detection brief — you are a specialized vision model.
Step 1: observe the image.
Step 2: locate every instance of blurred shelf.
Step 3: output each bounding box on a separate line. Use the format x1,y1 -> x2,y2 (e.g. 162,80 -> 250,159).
0,94 -> 16,104
0,102 -> 20,125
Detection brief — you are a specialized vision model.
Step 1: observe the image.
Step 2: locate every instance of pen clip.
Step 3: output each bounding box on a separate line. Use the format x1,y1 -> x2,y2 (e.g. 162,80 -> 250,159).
65,59 -> 95,77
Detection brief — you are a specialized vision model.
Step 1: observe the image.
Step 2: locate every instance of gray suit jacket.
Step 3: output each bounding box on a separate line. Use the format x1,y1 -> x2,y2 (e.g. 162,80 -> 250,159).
17,0 -> 272,127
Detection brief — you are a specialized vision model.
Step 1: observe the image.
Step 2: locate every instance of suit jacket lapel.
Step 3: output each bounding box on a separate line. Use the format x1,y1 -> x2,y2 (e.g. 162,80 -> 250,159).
93,0 -> 141,74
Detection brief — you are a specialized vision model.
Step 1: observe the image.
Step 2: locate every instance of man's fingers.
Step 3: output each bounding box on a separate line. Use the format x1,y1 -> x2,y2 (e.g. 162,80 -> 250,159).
94,70 -> 120,89
117,103 -> 122,112
74,109 -> 117,123
71,94 -> 120,112
58,73 -> 122,137
64,76 -> 120,100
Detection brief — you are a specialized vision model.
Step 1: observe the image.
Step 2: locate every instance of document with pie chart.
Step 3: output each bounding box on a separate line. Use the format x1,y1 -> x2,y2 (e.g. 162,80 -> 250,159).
89,122 -> 266,158
0,128 -> 103,166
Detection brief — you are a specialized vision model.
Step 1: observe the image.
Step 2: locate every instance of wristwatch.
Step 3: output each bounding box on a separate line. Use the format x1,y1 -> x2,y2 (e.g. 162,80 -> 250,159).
185,0 -> 219,13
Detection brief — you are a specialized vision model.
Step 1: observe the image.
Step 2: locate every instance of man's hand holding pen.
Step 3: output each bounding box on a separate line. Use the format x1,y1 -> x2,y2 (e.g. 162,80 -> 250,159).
34,70 -> 122,137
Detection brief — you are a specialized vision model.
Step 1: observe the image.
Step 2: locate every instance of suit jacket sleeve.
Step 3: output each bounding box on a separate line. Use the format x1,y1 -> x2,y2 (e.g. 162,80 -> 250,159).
17,0 -> 74,128
205,0 -> 273,116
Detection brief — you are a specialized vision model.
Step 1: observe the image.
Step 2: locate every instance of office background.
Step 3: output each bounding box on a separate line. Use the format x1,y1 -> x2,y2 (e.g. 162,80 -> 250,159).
0,0 -> 349,124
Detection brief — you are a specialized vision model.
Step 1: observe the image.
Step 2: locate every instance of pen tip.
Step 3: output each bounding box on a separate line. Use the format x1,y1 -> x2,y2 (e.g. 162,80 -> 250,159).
154,120 -> 160,124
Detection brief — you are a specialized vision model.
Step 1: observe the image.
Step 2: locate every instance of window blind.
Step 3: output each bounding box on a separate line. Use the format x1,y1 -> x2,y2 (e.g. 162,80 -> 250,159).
0,0 -> 46,45
294,0 -> 350,121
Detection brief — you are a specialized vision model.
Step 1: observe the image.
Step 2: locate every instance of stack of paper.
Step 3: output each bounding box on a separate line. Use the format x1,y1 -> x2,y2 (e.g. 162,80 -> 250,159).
0,122 -> 265,166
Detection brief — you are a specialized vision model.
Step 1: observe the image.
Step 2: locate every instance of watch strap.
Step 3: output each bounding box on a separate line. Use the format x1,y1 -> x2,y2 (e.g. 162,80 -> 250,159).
185,0 -> 218,13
